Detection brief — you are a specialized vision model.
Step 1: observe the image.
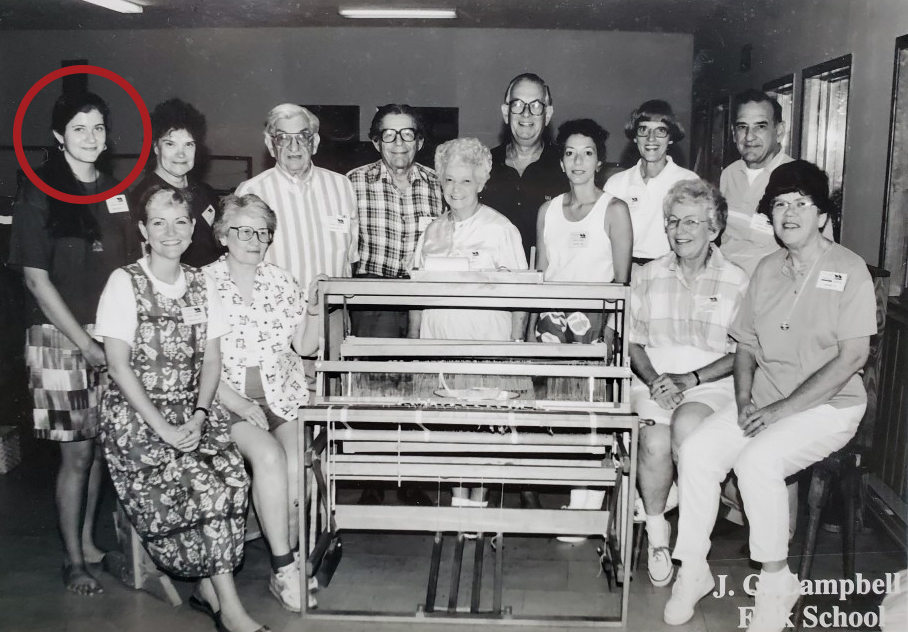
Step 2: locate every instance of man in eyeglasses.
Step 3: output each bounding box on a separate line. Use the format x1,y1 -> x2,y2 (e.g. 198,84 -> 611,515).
719,90 -> 793,277
235,103 -> 359,291
346,104 -> 443,338
481,73 -> 568,263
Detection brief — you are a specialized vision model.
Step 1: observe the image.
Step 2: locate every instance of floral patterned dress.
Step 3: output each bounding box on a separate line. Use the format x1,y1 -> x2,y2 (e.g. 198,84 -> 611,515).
99,262 -> 249,578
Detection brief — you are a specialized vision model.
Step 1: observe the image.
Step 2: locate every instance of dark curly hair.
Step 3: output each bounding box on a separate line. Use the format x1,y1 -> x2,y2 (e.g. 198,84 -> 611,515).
623,100 -> 685,142
757,160 -> 837,223
368,104 -> 427,143
149,98 -> 207,171
556,118 -> 609,162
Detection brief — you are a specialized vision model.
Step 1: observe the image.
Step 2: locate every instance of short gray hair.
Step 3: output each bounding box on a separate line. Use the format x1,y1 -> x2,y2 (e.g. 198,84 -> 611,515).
434,138 -> 493,188
263,103 -> 319,137
663,178 -> 727,233
214,194 -> 278,241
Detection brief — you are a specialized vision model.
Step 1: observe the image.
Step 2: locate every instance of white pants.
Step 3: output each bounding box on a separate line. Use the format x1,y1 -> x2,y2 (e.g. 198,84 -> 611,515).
672,401 -> 864,563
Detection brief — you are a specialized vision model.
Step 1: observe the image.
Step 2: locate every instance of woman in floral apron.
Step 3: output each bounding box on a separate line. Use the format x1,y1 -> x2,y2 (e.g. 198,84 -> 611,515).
95,184 -> 268,632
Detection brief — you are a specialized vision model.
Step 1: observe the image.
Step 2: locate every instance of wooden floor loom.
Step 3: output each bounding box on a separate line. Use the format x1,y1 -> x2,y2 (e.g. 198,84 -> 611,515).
298,276 -> 639,626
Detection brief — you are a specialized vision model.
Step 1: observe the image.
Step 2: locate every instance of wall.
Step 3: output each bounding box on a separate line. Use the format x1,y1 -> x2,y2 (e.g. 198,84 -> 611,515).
0,26 -> 693,182
693,0 -> 908,265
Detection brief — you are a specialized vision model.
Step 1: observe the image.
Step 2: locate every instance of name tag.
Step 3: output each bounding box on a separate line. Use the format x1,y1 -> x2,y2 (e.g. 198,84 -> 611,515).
695,294 -> 721,313
181,305 -> 207,325
202,204 -> 216,226
816,271 -> 847,291
749,212 -> 774,235
569,231 -> 589,248
418,216 -> 433,233
329,216 -> 350,233
106,195 -> 129,214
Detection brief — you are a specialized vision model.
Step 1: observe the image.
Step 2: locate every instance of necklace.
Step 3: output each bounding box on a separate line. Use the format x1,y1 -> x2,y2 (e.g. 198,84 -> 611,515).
779,245 -> 828,331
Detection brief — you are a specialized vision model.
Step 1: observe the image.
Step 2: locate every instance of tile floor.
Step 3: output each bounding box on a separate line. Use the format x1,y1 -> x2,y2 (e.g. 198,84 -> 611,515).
0,435 -> 904,632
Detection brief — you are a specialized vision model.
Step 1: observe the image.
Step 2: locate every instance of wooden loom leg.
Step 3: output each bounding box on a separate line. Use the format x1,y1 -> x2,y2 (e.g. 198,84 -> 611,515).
424,532 -> 443,613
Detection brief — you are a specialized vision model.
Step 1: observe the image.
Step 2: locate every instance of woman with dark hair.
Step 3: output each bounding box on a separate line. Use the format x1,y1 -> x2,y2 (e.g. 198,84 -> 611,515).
129,98 -> 224,267
8,91 -> 138,595
95,185 -> 268,632
531,118 -> 632,524
665,161 -> 875,631
606,100 -> 698,267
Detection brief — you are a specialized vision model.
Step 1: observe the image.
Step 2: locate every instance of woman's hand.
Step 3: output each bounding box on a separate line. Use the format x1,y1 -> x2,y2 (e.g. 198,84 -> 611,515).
305,274 -> 329,315
236,399 -> 268,430
738,400 -> 789,438
80,339 -> 107,370
157,422 -> 201,453
649,373 -> 683,409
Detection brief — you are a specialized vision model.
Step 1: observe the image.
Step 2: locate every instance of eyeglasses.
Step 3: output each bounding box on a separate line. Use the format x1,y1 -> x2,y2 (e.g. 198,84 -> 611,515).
636,125 -> 670,139
665,217 -> 705,231
271,130 -> 313,147
229,226 -> 274,243
380,128 -> 418,143
770,198 -> 816,213
508,98 -> 547,116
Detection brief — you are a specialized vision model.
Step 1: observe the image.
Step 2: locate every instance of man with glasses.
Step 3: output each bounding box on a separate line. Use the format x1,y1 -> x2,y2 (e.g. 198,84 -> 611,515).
235,103 -> 359,291
719,90 -> 792,277
606,100 -> 698,268
345,104 -> 442,506
481,73 -> 567,262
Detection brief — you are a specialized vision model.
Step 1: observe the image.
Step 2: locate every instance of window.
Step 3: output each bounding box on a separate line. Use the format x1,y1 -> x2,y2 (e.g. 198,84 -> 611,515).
800,55 -> 852,240
763,75 -> 795,157
881,36 -> 908,298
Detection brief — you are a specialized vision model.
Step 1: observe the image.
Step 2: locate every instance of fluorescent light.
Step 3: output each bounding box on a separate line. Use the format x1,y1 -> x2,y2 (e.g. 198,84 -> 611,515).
79,0 -> 143,14
339,7 -> 457,19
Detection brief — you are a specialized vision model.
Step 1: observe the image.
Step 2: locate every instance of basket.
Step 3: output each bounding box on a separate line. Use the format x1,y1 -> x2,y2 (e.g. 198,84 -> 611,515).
0,425 -> 22,474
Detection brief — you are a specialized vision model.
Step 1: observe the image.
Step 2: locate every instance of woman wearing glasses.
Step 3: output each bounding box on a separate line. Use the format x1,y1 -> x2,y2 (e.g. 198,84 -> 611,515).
204,194 -> 320,613
605,100 -> 698,268
130,98 -> 225,267
629,179 -> 748,588
96,185 -> 268,632
665,162 -> 874,630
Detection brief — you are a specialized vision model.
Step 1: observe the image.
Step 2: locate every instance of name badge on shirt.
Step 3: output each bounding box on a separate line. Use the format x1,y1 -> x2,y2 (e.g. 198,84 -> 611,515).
695,294 -> 721,313
181,305 -> 208,325
106,195 -> 129,214
418,216 -> 433,233
749,212 -> 774,235
202,204 -> 216,226
569,231 -> 589,248
329,216 -> 350,233
816,271 -> 848,291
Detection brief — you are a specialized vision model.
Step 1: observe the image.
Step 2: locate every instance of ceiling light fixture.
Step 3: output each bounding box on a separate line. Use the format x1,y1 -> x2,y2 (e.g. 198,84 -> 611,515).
78,0 -> 144,14
339,7 -> 457,19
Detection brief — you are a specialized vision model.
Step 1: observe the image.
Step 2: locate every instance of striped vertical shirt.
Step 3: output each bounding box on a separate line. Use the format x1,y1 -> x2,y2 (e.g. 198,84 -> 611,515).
235,165 -> 359,291
629,245 -> 749,354
347,160 -> 443,277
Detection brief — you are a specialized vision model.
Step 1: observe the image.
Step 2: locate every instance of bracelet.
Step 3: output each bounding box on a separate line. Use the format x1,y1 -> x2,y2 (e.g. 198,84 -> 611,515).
193,406 -> 210,418
692,370 -> 701,386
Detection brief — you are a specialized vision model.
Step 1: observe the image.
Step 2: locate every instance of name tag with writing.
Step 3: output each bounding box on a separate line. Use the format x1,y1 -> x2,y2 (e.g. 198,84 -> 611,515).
202,204 -> 216,226
695,294 -> 721,313
816,271 -> 847,291
749,212 -> 774,235
106,195 -> 129,214
418,216 -> 433,232
569,231 -> 589,248
329,216 -> 350,233
181,305 -> 207,325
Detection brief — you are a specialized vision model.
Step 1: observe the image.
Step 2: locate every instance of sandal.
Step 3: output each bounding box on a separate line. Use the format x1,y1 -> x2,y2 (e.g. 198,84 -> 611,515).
213,613 -> 272,632
62,563 -> 103,596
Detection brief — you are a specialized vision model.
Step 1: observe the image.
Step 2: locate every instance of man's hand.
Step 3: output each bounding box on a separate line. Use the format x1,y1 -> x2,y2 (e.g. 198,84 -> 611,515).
649,373 -> 684,409
738,401 -> 788,438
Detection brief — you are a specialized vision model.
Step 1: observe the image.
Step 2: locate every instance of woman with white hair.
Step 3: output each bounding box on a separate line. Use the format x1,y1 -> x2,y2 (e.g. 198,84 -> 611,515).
410,138 -> 527,507
204,193 -> 320,613
629,178 -> 748,587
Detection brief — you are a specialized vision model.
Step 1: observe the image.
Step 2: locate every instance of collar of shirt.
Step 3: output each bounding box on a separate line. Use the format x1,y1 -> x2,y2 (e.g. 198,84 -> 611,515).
631,156 -> 679,185
368,160 -> 427,189
729,150 -> 791,178
275,162 -> 315,187
666,243 -> 725,278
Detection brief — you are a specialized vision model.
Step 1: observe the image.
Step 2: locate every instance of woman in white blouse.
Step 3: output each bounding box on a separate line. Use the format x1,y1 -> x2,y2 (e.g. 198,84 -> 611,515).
205,194 -> 319,613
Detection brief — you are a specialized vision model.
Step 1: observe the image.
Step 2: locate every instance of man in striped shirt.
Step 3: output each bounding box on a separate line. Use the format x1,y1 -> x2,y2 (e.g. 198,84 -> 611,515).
346,104 -> 443,338
235,103 -> 359,292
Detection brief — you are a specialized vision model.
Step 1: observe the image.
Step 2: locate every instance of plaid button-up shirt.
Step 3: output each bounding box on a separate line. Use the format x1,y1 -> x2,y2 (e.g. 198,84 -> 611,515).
347,160 -> 443,278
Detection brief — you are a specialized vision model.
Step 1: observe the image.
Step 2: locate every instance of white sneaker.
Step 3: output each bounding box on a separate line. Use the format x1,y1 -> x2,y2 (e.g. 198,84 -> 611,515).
647,545 -> 675,587
663,565 -> 715,625
269,562 -> 302,612
747,576 -> 799,632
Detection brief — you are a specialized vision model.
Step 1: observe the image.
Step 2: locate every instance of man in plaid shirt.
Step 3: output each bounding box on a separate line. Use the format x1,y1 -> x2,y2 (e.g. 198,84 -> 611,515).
347,103 -> 443,338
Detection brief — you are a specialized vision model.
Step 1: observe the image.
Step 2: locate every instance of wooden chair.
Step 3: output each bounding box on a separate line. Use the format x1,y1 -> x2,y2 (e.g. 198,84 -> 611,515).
794,267 -> 889,630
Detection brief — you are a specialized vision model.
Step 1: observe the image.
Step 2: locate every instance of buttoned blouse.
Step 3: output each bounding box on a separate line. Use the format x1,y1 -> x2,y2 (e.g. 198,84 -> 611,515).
205,257 -> 309,422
